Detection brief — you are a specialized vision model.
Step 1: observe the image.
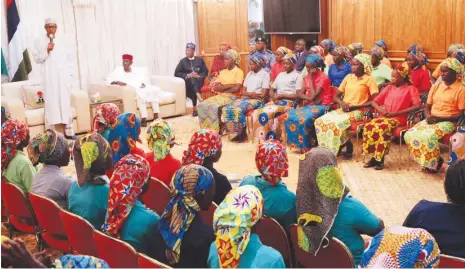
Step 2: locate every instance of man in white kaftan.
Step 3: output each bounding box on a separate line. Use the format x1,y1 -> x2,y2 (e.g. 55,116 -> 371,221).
32,18 -> 76,139
106,54 -> 168,126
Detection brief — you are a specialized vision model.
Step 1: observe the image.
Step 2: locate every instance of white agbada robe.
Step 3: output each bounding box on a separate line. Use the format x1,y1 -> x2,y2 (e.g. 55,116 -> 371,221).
32,35 -> 74,127
106,66 -> 162,103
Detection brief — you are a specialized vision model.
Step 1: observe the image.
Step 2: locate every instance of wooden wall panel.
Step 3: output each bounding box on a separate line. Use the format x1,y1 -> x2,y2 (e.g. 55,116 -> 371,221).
328,0 -> 465,70
197,0 -> 250,73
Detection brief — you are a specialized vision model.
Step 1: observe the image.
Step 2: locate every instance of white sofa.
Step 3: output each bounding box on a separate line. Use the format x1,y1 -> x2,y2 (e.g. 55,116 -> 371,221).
88,75 -> 186,120
1,80 -> 91,137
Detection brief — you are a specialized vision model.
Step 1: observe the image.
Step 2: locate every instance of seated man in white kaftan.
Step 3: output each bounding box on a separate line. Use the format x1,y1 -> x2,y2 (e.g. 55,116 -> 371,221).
106,54 -> 169,126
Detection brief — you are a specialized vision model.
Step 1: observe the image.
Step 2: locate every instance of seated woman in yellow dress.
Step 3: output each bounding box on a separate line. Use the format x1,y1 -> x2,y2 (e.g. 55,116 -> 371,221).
315,53 -> 379,158
404,58 -> 465,173
253,53 -> 299,141
221,52 -> 269,141
197,49 -> 244,133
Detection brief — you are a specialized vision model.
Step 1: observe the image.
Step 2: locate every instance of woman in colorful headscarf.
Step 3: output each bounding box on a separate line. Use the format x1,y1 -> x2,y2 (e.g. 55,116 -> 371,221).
239,140 -> 295,229
285,54 -> 332,151
208,185 -> 285,268
271,46 -> 292,84
91,103 -> 120,140
183,129 -> 231,205
144,118 -> 181,185
370,46 -> 392,88
198,49 -> 244,133
221,52 -> 268,141
29,129 -> 74,209
404,58 -> 465,172
328,45 -> 352,87
53,255 -> 110,268
362,66 -> 421,170
315,53 -> 379,158
68,133 -> 113,228
253,53 -> 299,141
102,154 -> 159,254
320,39 -> 336,66
404,160 -> 465,259
407,48 -> 432,93
431,43 -> 465,82
375,40 -> 391,67
296,147 -> 384,265
348,42 -> 364,57
299,45 -> 326,77
107,112 -> 145,165
360,226 -> 440,268
1,119 -> 36,193
200,43 -> 232,99
150,164 -> 215,267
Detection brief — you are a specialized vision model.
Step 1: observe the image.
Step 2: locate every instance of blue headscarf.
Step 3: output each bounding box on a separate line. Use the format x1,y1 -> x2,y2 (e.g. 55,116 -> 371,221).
53,255 -> 109,268
107,112 -> 141,164
375,40 -> 387,51
249,52 -> 265,68
305,54 -> 325,69
157,164 -> 214,265
320,39 -> 336,53
455,49 -> 465,65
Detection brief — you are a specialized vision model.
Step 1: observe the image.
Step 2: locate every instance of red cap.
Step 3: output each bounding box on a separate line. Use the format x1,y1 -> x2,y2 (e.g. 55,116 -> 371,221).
122,54 -> 133,61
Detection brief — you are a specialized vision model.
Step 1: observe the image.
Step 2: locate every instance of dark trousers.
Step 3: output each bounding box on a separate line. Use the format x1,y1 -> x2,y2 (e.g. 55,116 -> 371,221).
185,78 -> 203,107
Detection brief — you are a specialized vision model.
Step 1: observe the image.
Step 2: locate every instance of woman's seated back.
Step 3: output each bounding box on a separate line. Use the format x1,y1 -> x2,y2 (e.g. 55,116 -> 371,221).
101,154 -> 159,255
404,160 -> 465,258
29,129 -> 74,209
239,140 -> 296,229
208,185 -> 285,268
360,226 -> 440,268
2,119 -> 36,193
149,164 -> 216,268
296,147 -> 384,266
145,119 -> 181,186
68,133 -> 113,229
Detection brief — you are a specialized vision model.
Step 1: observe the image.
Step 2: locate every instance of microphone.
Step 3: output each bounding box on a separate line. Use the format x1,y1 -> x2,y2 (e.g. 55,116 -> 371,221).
49,33 -> 54,43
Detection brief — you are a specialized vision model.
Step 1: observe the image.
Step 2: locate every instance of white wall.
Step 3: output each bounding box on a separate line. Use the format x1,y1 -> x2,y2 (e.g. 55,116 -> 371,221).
1,0 -> 195,90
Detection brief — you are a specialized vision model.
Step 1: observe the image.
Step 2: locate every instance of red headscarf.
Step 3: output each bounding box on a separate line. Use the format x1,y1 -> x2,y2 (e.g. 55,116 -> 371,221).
255,140 -> 289,185
91,103 -> 120,134
182,129 -> 222,165
101,154 -> 150,237
1,119 -> 30,174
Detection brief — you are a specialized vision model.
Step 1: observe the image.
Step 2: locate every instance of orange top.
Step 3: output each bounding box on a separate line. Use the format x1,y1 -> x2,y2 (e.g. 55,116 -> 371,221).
428,81 -> 465,118
339,74 -> 379,106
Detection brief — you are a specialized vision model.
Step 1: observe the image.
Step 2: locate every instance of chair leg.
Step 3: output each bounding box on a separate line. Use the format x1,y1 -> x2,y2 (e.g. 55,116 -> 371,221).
6,222 -> 14,239
356,124 -> 365,161
36,232 -> 43,252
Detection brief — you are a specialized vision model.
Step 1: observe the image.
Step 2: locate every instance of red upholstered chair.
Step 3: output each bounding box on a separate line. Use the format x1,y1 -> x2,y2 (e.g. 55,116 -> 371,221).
439,254 -> 465,268
255,216 -> 293,267
93,230 -> 139,268
138,253 -> 171,268
199,202 -> 218,228
141,178 -> 172,215
1,181 -> 41,248
289,224 -> 355,268
28,193 -> 71,252
59,209 -> 98,257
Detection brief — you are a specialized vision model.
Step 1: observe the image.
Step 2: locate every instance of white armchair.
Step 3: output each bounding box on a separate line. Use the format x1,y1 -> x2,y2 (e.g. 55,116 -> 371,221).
1,81 -> 91,137
88,75 -> 186,120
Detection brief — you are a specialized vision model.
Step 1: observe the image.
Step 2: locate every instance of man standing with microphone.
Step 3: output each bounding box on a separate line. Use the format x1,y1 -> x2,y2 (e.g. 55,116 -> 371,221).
32,18 -> 76,139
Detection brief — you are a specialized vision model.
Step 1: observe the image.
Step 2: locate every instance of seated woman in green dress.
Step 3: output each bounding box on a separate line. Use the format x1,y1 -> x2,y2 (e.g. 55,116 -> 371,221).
68,133 -> 113,229
208,185 -> 285,268
239,140 -> 296,229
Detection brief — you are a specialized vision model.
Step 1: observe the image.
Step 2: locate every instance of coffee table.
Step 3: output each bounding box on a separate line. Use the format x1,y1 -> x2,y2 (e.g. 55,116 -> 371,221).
89,96 -> 124,122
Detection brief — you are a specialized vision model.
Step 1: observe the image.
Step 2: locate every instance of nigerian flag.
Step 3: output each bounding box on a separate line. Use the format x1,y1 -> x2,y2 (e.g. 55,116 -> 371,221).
1,49 -> 7,76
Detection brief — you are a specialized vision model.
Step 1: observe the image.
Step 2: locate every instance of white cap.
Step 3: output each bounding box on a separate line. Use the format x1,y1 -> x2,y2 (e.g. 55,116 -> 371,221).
44,18 -> 57,26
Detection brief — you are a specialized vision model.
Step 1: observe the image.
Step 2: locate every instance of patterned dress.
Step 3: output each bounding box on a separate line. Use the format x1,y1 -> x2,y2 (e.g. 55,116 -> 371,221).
404,120 -> 455,169
222,98 -> 263,138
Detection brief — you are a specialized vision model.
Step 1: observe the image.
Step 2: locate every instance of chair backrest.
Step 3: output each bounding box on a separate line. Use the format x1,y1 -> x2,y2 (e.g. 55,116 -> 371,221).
138,253 -> 171,268
1,181 -> 36,221
255,216 -> 292,262
199,202 -> 218,228
28,193 -> 67,236
93,230 -> 139,268
59,210 -> 98,257
289,224 -> 355,268
439,254 -> 465,268
141,178 -> 172,215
